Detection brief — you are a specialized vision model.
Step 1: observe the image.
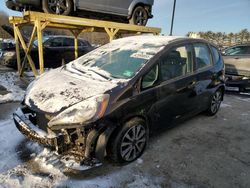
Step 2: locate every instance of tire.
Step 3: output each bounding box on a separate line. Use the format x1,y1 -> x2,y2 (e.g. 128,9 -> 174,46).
43,0 -> 73,16
206,89 -> 223,116
129,6 -> 148,26
109,118 -> 148,163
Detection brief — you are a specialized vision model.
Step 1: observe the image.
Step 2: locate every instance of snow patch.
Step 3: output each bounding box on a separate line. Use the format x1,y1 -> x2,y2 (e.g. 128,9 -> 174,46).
0,72 -> 25,104
221,103 -> 232,108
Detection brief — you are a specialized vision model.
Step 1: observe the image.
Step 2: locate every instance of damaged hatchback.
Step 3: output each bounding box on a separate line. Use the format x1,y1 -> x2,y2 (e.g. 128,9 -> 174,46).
13,36 -> 225,165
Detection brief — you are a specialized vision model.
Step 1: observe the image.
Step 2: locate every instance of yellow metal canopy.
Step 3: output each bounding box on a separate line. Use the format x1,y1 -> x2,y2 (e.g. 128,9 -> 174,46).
9,11 -> 161,76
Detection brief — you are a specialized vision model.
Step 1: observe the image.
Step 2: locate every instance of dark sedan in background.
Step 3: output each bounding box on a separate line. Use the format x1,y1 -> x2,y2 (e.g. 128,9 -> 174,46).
223,44 -> 250,92
0,35 -> 93,69
6,0 -> 154,26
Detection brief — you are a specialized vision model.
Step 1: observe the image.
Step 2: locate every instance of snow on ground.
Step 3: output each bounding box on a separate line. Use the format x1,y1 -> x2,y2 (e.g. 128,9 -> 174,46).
0,117 -> 164,188
0,72 -> 25,104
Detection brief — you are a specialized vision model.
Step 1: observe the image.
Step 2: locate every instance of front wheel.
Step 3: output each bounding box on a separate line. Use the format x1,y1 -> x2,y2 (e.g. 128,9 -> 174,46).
109,118 -> 148,163
206,89 -> 223,116
129,6 -> 148,26
43,0 -> 73,15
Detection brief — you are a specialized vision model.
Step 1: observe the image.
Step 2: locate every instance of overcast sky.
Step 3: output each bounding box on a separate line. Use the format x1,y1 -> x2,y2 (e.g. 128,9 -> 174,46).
1,0 -> 250,36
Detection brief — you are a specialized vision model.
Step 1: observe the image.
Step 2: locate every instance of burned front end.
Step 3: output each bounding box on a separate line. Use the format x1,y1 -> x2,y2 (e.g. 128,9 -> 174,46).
13,95 -> 114,164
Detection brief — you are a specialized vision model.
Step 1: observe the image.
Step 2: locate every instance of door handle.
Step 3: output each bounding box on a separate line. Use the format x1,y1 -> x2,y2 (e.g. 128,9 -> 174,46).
234,57 -> 239,60
187,81 -> 196,89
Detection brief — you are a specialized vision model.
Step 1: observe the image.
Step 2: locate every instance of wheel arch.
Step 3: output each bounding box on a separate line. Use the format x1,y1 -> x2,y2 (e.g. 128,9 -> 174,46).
104,115 -> 149,160
41,0 -> 76,12
128,0 -> 151,18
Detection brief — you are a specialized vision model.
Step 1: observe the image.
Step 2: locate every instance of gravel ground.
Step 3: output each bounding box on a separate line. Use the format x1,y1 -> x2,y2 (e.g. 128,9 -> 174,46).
0,94 -> 249,188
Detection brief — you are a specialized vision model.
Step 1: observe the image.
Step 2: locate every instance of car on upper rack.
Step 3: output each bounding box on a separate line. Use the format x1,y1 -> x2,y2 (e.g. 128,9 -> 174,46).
222,43 -> 250,92
0,25 -> 94,69
13,36 -> 225,165
6,0 -> 154,26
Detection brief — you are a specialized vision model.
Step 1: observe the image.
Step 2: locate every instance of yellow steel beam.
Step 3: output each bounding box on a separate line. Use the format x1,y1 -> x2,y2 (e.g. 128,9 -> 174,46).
105,28 -> 119,42
70,30 -> 82,59
35,18 -> 44,74
14,25 -> 38,76
20,25 -> 37,75
23,11 -> 161,34
13,25 -> 21,75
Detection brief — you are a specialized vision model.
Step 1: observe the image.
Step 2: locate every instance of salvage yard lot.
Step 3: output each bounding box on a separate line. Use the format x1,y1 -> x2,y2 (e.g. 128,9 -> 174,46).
0,74 -> 249,188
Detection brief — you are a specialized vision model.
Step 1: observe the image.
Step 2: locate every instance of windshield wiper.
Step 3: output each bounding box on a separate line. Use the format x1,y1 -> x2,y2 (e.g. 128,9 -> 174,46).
87,69 -> 111,81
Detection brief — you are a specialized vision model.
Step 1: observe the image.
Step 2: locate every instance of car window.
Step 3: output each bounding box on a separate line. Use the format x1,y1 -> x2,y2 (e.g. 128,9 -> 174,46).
142,65 -> 159,89
194,43 -> 212,70
211,46 -> 220,64
79,40 -> 90,47
45,38 -> 63,47
224,46 -> 250,55
63,38 -> 74,47
159,45 -> 193,81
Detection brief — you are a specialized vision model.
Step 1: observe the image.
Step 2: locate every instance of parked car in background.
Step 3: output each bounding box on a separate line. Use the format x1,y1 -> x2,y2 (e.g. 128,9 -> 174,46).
0,39 -> 15,60
13,36 -> 225,165
0,35 -> 93,69
222,44 -> 250,92
6,0 -> 154,26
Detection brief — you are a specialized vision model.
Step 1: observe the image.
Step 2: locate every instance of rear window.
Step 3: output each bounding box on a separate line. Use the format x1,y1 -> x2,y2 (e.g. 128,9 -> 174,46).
194,43 -> 212,70
211,46 -> 220,64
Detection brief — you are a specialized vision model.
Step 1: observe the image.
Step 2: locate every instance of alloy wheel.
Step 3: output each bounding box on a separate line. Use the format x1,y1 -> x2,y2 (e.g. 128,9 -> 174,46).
120,124 -> 146,162
211,91 -> 222,114
48,0 -> 69,15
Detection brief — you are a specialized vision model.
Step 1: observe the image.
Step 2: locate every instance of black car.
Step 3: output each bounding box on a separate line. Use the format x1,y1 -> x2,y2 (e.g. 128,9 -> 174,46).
222,44 -> 250,92
0,35 -> 93,69
13,36 -> 225,165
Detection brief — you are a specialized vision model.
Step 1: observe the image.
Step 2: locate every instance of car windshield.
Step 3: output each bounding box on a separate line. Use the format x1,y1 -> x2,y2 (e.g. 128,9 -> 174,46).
71,39 -> 165,79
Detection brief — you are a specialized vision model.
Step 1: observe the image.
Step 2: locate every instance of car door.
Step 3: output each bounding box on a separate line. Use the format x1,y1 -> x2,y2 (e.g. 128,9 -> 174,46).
43,37 -> 64,68
147,44 -> 199,126
78,0 -> 110,13
62,37 -> 75,63
105,0 -> 133,15
192,42 -> 215,111
223,46 -> 250,76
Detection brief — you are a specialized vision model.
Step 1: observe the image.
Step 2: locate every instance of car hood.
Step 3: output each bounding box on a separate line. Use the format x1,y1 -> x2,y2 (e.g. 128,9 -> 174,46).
25,66 -> 123,114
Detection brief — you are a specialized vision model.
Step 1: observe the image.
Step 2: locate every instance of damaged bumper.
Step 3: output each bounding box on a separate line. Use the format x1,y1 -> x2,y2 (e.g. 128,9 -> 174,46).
13,106 -> 115,163
13,107 -> 63,149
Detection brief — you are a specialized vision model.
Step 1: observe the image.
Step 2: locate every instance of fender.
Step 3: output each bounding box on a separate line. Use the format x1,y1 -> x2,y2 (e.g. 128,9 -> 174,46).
95,125 -> 116,162
128,0 -> 153,17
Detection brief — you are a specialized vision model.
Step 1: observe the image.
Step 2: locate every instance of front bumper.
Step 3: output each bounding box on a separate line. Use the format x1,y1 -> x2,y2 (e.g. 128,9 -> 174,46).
13,107 -> 63,149
13,106 -> 115,163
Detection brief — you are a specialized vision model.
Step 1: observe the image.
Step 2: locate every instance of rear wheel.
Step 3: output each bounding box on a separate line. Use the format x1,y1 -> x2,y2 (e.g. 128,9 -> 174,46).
207,89 -> 223,116
43,0 -> 73,15
129,6 -> 148,26
109,118 -> 148,163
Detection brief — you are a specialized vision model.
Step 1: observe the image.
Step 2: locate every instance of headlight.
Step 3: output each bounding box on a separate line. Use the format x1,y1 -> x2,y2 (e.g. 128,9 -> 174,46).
48,94 -> 109,130
3,51 -> 15,57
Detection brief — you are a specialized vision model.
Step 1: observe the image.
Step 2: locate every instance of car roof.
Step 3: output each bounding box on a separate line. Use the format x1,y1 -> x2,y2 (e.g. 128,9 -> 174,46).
112,35 -> 211,46
44,35 -> 87,41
